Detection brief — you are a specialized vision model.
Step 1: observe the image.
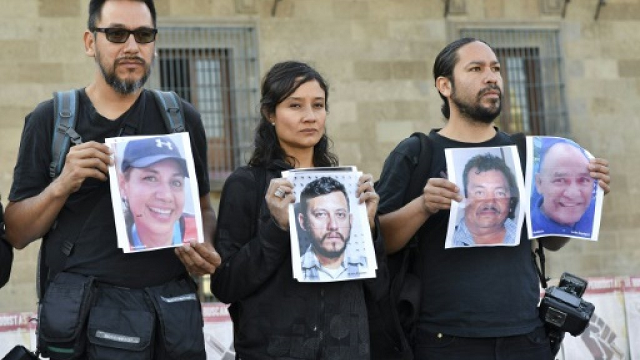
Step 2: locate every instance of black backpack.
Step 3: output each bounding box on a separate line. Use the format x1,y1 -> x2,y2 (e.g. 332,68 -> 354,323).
37,89 -> 187,299
369,132 -> 432,360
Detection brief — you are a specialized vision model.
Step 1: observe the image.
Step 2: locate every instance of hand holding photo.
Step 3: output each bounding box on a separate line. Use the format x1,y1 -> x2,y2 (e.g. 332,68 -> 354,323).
106,133 -> 204,253
444,146 -> 526,249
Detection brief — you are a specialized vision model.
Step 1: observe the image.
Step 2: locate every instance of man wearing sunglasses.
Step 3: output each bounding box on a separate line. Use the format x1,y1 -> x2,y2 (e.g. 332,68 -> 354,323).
4,1 -> 220,359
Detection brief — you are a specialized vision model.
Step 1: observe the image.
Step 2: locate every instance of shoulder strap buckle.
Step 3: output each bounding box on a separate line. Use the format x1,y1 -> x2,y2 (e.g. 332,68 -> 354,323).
59,110 -> 73,118
152,90 -> 186,133
66,128 -> 83,145
50,90 -> 81,178
61,240 -> 74,257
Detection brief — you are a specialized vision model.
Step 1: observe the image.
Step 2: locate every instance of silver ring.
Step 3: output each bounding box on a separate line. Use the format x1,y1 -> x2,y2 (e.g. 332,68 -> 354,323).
274,188 -> 285,199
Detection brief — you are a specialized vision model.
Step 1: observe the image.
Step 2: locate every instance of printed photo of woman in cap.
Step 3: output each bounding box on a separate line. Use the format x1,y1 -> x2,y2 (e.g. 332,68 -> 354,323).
115,134 -> 200,251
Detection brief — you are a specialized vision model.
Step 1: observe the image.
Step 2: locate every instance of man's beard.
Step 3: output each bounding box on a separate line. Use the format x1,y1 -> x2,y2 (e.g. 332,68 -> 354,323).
97,50 -> 152,95
313,232 -> 349,259
451,83 -> 502,124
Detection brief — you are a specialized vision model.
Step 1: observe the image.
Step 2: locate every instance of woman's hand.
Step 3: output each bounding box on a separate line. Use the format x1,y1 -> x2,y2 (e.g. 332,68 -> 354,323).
356,174 -> 379,229
265,178 -> 294,231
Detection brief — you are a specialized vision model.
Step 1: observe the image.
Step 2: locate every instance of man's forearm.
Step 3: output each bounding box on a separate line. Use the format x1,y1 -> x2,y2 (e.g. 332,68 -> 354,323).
380,197 -> 430,254
5,184 -> 69,249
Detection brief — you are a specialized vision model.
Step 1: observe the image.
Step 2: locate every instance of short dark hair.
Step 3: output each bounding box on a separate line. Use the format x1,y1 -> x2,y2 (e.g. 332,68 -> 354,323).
248,61 -> 338,168
299,177 -> 349,219
88,0 -> 157,30
462,153 -> 519,219
433,37 -> 495,119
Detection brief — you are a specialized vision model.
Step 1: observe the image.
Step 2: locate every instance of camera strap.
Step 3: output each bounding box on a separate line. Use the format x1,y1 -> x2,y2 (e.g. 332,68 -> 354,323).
511,132 -> 551,290
533,240 -> 548,289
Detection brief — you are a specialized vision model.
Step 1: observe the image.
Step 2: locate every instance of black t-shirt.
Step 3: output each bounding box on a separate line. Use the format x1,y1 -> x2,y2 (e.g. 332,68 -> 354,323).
377,129 -> 542,338
9,89 -> 209,288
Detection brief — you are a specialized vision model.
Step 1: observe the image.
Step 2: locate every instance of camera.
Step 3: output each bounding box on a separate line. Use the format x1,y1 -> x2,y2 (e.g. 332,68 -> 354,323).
539,272 -> 595,337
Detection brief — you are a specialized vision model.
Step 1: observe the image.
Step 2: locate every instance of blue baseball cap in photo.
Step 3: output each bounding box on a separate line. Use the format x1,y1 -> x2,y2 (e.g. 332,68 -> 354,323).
121,136 -> 189,177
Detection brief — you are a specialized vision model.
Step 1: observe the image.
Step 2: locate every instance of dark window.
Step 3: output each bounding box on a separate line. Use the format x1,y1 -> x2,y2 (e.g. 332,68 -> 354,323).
495,47 -> 545,134
159,50 -> 236,182
151,26 -> 260,190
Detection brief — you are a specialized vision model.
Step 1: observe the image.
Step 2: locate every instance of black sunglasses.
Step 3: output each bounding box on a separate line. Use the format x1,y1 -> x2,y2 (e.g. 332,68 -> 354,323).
92,27 -> 158,44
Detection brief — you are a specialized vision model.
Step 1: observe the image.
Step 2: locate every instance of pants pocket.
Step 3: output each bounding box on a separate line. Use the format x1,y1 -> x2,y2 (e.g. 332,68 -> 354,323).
86,306 -> 154,360
38,272 -> 95,359
146,277 -> 205,360
86,286 -> 155,360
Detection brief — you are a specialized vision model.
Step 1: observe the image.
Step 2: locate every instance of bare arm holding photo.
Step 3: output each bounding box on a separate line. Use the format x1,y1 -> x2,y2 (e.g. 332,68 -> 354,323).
380,177 -> 461,254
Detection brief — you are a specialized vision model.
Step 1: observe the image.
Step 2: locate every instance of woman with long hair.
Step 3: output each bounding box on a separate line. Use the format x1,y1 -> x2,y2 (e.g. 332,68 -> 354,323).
210,61 -> 386,359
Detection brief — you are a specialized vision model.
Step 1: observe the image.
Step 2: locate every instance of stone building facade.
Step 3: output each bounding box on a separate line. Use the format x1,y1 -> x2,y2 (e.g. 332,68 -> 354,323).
0,0 -> 638,311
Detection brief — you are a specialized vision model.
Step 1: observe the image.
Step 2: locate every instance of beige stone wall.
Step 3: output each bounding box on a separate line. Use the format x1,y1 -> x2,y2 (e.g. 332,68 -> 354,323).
1,0 -> 94,312
1,0 -> 638,312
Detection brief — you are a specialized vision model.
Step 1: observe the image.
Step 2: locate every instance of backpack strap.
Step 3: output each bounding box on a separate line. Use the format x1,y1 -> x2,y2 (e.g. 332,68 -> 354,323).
36,245 -> 47,300
391,132 -> 432,336
404,132 -> 433,246
41,90 -> 82,299
393,132 -> 432,280
152,90 -> 186,133
510,132 -> 527,174
534,240 -> 548,288
49,90 -> 82,178
405,133 -> 433,210
45,90 -> 97,285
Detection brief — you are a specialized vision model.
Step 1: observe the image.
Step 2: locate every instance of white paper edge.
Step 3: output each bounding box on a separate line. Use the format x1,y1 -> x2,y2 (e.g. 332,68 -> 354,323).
105,132 -> 204,253
525,136 -> 603,241
444,146 -> 526,249
284,167 -> 378,282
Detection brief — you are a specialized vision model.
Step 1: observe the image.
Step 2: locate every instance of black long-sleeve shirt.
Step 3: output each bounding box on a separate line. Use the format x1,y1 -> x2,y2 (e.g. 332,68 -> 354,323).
211,161 -> 388,360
